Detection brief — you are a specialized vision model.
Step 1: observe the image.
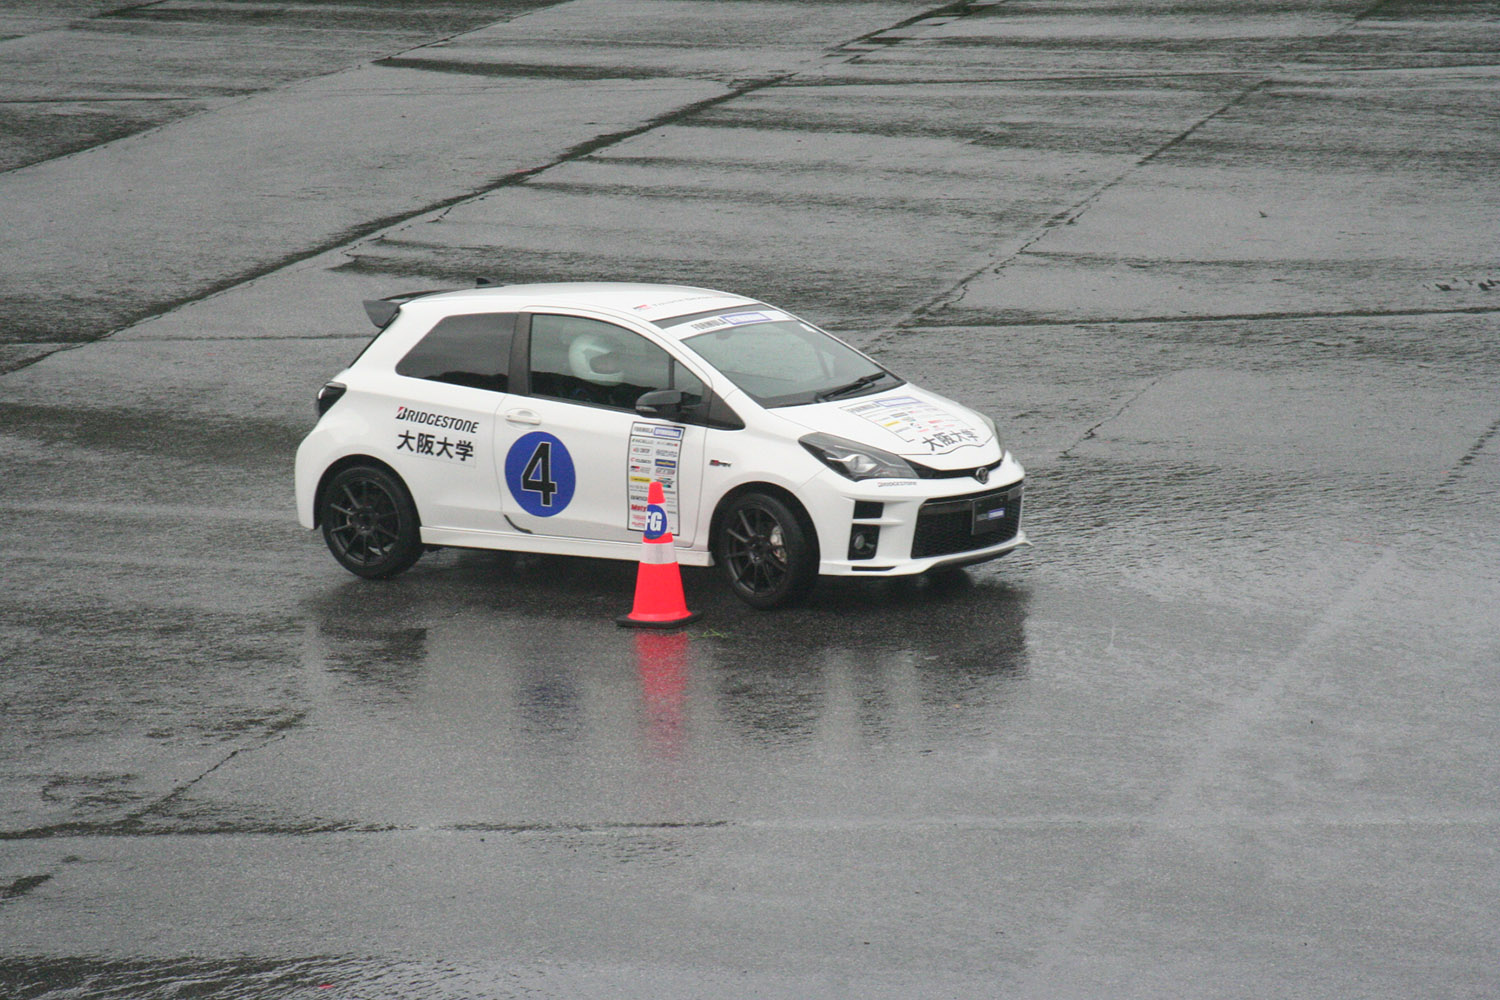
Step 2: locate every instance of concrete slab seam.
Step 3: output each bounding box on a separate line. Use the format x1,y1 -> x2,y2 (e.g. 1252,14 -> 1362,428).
3,811 -> 1493,845
881,2 -> 1451,343
0,80 -> 786,380
875,76 -> 1273,340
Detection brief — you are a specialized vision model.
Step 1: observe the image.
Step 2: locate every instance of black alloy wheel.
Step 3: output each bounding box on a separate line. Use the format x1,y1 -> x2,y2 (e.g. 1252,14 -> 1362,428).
714,491 -> 817,609
320,465 -> 423,579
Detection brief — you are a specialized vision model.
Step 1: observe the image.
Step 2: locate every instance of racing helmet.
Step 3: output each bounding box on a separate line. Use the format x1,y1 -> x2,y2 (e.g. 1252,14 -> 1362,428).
567,332 -> 624,386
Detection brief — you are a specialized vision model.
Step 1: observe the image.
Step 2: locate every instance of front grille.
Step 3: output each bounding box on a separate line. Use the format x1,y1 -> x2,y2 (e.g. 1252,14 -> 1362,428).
911,482 -> 1023,559
911,458 -> 1003,480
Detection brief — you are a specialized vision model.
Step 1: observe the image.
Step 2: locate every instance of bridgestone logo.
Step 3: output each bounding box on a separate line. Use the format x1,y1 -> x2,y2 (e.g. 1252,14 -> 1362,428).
395,405 -> 479,434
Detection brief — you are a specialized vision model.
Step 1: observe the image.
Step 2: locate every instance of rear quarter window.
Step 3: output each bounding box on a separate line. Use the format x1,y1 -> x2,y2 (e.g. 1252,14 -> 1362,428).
396,313 -> 516,392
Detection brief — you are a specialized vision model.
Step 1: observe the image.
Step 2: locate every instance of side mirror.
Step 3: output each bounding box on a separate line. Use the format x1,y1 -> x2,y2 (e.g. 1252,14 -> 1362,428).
635,388 -> 684,419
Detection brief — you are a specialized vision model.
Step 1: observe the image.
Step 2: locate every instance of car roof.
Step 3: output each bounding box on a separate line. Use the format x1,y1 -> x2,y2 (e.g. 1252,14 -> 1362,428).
402,282 -> 763,334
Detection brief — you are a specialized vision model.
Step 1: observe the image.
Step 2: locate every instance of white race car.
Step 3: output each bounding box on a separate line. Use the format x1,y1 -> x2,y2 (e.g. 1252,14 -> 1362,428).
294,283 -> 1026,608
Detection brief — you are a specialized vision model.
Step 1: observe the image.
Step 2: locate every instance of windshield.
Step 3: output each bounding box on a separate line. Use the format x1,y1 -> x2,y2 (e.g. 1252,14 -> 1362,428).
675,312 -> 901,408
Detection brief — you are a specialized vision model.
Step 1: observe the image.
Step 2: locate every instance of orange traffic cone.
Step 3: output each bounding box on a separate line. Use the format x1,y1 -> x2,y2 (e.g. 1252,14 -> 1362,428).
617,481 -> 700,629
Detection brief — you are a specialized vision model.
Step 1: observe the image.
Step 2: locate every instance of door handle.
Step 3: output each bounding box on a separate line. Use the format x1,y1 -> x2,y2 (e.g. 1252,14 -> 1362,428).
505,409 -> 541,426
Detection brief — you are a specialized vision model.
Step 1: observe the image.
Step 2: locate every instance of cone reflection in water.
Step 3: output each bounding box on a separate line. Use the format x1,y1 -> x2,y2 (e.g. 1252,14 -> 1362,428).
617,480 -> 700,628
634,630 -> 690,759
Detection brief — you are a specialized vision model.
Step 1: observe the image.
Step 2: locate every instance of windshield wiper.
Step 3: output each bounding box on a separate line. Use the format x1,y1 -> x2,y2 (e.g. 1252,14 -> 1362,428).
815,372 -> 888,402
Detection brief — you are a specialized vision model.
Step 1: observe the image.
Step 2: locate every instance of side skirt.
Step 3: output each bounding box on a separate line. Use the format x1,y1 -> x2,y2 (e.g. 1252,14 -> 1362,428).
420,525 -> 715,567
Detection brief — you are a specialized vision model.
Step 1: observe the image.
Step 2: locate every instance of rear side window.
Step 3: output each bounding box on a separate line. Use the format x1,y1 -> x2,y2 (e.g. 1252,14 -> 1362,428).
396,313 -> 515,392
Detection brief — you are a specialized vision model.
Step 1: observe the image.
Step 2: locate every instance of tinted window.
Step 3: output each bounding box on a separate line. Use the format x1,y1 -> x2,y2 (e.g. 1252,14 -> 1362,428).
396,313 -> 515,392
529,314 -> 704,412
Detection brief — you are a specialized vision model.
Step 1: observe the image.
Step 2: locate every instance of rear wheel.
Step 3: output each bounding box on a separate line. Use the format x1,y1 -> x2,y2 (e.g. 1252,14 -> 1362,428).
319,465 -> 423,579
713,491 -> 817,609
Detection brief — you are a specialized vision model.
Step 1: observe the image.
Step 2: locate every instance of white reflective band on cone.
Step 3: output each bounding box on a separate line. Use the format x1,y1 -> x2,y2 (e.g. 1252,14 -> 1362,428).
639,538 -> 677,564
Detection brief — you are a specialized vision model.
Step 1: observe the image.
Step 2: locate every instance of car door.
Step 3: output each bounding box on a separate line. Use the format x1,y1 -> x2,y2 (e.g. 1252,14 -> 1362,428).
496,312 -> 706,545
387,311 -> 516,532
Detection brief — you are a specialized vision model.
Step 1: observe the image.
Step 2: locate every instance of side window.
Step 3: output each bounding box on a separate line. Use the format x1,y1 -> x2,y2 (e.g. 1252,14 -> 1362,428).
396,313 -> 515,392
530,314 -> 692,411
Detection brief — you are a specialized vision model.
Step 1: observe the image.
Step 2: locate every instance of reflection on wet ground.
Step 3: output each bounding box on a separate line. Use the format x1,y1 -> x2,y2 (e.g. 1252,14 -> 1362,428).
0,551 -> 1037,996
302,549 -> 1031,763
0,545 -> 1034,837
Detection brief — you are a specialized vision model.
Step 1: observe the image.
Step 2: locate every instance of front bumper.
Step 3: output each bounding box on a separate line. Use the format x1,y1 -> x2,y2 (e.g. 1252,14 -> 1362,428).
807,455 -> 1028,577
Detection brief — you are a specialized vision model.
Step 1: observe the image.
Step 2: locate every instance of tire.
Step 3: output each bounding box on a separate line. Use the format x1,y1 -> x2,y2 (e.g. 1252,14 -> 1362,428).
319,464 -> 424,579
713,491 -> 818,609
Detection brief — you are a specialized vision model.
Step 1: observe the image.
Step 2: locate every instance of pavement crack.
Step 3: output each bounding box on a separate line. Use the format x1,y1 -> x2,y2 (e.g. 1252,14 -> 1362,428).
447,820 -> 731,835
1441,410 -> 1500,487
1058,373 -> 1170,458
134,712 -> 308,821
93,0 -> 168,18
1007,538 -> 1418,998
0,716 -> 308,841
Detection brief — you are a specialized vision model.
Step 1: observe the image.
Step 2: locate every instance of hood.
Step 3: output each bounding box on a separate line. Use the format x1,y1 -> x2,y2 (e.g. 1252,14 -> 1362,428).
777,386 -> 999,470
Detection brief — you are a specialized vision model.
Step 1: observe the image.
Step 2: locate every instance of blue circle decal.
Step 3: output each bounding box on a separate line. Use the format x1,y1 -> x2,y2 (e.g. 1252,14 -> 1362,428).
504,432 -> 576,517
643,503 -> 668,540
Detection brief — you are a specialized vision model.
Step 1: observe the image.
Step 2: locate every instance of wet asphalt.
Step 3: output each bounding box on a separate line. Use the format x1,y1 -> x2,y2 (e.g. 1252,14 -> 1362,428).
2,2 -> 1498,997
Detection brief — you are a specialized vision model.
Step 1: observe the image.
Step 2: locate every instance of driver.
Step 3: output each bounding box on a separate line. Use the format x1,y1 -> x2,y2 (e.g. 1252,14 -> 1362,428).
567,332 -> 624,403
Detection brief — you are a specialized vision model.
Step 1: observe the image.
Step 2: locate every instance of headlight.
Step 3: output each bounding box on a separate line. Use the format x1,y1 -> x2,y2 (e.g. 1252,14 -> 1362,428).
800,432 -> 916,481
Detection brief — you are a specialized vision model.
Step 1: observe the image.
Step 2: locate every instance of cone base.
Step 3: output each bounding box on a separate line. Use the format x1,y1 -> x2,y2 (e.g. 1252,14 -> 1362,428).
616,610 -> 701,630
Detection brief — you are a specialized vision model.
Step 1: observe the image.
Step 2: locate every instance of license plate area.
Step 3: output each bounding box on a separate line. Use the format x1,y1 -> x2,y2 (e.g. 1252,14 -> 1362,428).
971,493 -> 1010,535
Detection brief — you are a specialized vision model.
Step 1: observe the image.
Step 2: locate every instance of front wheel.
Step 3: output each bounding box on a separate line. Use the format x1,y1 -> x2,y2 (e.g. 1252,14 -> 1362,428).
713,492 -> 818,609
319,465 -> 423,579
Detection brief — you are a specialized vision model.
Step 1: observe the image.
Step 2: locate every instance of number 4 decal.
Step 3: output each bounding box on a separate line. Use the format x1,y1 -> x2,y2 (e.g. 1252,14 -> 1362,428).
504,431 -> 576,517
521,440 -> 558,507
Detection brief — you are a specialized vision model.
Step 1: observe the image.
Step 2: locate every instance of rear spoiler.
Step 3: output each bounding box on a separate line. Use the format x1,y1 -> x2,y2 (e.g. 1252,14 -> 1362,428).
362,278 -> 499,329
